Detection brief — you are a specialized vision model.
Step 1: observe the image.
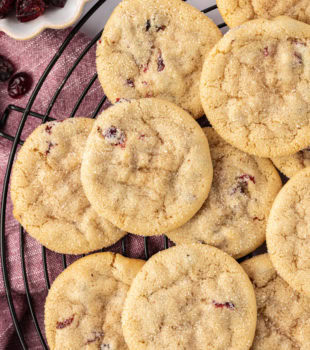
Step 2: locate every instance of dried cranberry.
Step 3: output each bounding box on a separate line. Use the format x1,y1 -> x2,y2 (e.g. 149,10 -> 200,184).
156,25 -> 166,32
16,0 -> 46,22
294,52 -> 303,64
8,72 -> 32,99
238,174 -> 255,184
0,55 -> 15,82
212,300 -> 235,309
45,141 -> 56,155
145,19 -> 151,31
56,315 -> 74,329
45,125 -> 53,134
157,52 -> 165,72
0,0 -> 15,19
85,331 -> 104,345
98,126 -> 126,148
45,0 -> 67,7
126,78 -> 135,88
231,174 -> 255,195
263,47 -> 269,57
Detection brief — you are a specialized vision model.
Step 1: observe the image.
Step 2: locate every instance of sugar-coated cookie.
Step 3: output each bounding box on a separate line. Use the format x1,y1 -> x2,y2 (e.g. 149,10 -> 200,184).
122,244 -> 257,350
81,99 -> 213,236
45,252 -> 145,350
96,0 -> 222,118
11,118 -> 125,254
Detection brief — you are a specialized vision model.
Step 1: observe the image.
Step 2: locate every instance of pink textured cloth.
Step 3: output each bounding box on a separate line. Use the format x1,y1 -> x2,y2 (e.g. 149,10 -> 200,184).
0,29 -> 168,349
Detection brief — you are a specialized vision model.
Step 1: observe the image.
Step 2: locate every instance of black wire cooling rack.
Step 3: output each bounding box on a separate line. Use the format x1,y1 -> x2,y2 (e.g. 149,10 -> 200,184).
0,1 -> 228,349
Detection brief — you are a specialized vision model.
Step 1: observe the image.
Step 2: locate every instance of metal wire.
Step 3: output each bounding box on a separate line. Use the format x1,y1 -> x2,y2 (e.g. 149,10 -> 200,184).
0,2 -> 226,349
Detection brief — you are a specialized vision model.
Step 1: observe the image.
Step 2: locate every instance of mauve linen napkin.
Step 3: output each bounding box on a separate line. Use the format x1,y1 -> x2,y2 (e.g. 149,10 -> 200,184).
0,29 -> 166,349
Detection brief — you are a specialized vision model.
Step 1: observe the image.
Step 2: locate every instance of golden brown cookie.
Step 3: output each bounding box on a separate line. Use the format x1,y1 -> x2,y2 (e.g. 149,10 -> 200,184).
96,0 -> 222,118
167,128 -> 282,258
200,17 -> 310,158
45,252 -> 145,350
11,118 -> 125,254
242,254 -> 310,349
122,244 -> 257,350
81,99 -> 213,236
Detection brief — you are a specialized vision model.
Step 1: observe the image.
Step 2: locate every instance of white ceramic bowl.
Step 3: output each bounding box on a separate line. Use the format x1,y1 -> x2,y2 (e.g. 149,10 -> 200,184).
0,0 -> 92,40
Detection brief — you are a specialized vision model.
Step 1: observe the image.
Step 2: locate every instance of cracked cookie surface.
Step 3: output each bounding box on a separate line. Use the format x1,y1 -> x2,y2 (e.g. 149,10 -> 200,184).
267,167 -> 310,297
242,254 -> 310,349
217,0 -> 310,28
122,244 -> 257,350
200,17 -> 310,158
272,146 -> 310,177
45,252 -> 145,350
81,99 -> 213,236
11,118 -> 125,254
167,128 -> 282,259
96,0 -> 222,118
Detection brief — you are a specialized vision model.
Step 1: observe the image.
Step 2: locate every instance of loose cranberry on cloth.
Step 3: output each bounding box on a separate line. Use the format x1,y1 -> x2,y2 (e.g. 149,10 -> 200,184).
0,29 -> 167,349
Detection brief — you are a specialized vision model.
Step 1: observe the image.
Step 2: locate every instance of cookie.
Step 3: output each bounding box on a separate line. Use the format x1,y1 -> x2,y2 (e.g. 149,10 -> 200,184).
272,146 -> 310,177
266,167 -> 310,297
167,128 -> 282,259
96,0 -> 222,119
81,98 -> 213,236
45,252 -> 145,350
11,118 -> 125,254
122,244 -> 257,350
217,0 -> 310,28
200,17 -> 310,158
242,254 -> 310,349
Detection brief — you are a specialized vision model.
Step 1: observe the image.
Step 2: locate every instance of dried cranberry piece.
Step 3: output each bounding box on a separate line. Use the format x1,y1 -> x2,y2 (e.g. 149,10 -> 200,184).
45,125 -> 53,134
238,174 -> 255,184
45,141 -> 56,155
263,47 -> 269,57
16,0 -> 46,22
145,19 -> 151,31
56,315 -> 74,329
0,0 -> 15,19
8,72 -> 32,99
126,78 -> 135,88
212,300 -> 235,309
155,25 -> 166,32
86,331 -> 104,345
98,126 -> 126,148
157,52 -> 165,72
231,174 -> 255,195
294,52 -> 303,64
45,0 -> 67,7
0,55 -> 15,82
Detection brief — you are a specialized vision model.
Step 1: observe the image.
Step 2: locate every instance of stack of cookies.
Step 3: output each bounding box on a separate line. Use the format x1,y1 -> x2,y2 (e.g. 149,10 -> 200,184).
10,0 -> 310,348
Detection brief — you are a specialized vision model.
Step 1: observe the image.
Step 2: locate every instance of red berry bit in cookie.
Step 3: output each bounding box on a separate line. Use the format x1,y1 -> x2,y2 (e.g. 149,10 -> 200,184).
145,19 -> 151,31
56,315 -> 74,329
0,55 -> 15,82
85,331 -> 105,345
8,72 -> 32,99
155,24 -> 166,32
16,0 -> 46,23
263,47 -> 269,57
126,78 -> 135,88
45,125 -> 53,134
212,300 -> 235,310
98,126 -> 126,148
46,0 -> 67,7
157,52 -> 165,72
45,141 -> 56,155
231,174 -> 255,195
294,52 -> 303,65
